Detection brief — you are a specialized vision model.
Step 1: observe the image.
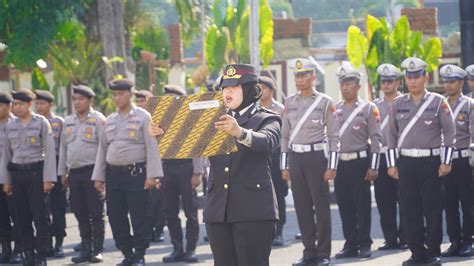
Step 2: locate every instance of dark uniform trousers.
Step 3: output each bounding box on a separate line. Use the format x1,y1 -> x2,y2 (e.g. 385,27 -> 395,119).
45,170 -> 67,240
289,150 -> 331,258
398,155 -> 442,260
206,220 -> 275,266
374,154 -> 404,245
271,150 -> 288,233
149,187 -> 165,235
10,162 -> 51,256
335,156 -> 372,250
443,157 -> 473,245
162,159 -> 199,251
105,162 -> 153,255
0,191 -> 20,249
69,165 -> 105,241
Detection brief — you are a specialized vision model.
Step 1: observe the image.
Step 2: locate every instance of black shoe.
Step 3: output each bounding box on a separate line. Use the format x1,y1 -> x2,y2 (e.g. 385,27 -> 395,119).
402,256 -> 421,266
132,257 -> 145,266
23,250 -> 35,266
156,232 -> 165,243
73,242 -> 82,252
90,238 -> 104,263
399,243 -> 409,250
162,246 -> 185,263
118,257 -> 133,266
71,240 -> 92,263
459,243 -> 472,257
272,234 -> 284,246
46,248 -> 54,258
0,241 -> 12,263
359,246 -> 372,258
53,237 -> 64,258
421,256 -> 441,265
317,257 -> 331,266
185,250 -> 198,263
378,242 -> 399,251
10,250 -> 24,264
335,248 -> 358,259
35,257 -> 47,266
441,242 -> 460,257
295,233 -> 302,240
292,256 -> 317,266
203,235 -> 208,242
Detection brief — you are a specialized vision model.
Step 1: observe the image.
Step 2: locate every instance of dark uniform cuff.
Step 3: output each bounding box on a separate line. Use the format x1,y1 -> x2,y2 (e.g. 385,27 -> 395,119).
370,152 -> 380,170
386,148 -> 397,168
442,147 -> 454,165
280,152 -> 289,170
327,151 -> 339,170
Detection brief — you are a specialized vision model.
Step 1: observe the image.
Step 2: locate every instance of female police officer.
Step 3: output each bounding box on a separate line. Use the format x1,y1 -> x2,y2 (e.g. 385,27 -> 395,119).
149,64 -> 281,265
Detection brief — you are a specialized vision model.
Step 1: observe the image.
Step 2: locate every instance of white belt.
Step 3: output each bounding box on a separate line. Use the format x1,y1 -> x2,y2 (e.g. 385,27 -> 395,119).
400,148 -> 440,158
339,150 -> 368,161
452,149 -> 469,159
291,143 -> 325,153
380,147 -> 387,154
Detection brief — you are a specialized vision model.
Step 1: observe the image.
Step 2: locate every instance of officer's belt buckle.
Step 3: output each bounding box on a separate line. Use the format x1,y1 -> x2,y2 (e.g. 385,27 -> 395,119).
339,150 -> 367,161
380,147 -> 387,154
130,163 -> 143,176
291,143 -> 325,153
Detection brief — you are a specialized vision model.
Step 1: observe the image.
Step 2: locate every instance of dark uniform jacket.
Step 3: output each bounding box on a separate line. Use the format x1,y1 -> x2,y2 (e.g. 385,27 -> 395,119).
203,106 -> 281,223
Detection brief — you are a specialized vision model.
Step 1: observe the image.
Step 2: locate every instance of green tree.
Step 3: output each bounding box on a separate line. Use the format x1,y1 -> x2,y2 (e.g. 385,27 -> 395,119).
346,15 -> 442,91
205,0 -> 274,74
0,0 -> 92,70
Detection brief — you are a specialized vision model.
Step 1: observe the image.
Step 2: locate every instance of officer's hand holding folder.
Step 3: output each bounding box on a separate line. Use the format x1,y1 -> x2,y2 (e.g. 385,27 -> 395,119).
147,92 -> 237,159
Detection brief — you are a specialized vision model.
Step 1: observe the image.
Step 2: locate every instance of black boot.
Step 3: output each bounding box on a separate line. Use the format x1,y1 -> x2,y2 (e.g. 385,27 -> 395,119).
53,237 -> 64,258
10,242 -> 24,264
272,223 -> 284,246
90,238 -> 104,263
441,241 -> 461,257
163,243 -> 185,263
73,242 -> 82,252
22,250 -> 35,266
132,249 -> 146,266
71,240 -> 92,263
35,255 -> 47,266
0,241 -> 12,263
119,247 -> 134,266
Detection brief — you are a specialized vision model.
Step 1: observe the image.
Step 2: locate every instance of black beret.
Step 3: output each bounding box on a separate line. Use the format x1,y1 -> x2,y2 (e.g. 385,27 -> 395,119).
0,92 -> 13,104
163,84 -> 186,96
35,90 -> 55,103
220,64 -> 258,88
72,84 -> 96,98
135,90 -> 154,99
108,78 -> 134,91
12,89 -> 36,102
258,76 -> 276,90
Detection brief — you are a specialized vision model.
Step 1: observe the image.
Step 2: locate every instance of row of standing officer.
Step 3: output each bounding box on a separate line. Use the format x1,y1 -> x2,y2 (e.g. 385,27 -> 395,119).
280,57 -> 473,266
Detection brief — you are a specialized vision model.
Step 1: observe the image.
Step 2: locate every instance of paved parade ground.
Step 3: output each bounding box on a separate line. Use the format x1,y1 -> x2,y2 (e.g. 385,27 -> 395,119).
39,191 -> 473,266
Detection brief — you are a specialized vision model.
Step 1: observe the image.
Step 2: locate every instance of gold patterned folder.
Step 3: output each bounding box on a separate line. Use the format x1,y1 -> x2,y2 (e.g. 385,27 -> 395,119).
147,92 -> 238,159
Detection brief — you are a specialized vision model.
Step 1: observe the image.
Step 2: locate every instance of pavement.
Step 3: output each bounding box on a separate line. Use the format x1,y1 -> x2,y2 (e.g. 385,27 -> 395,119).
12,190 -> 474,266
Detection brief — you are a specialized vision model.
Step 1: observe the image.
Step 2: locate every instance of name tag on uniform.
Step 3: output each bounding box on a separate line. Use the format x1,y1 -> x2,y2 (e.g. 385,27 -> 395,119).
30,137 -> 37,144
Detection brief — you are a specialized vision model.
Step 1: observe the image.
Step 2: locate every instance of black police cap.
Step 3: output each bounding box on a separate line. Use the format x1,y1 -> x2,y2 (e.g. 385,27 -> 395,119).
12,89 -> 36,102
72,85 -> 96,98
108,78 -> 134,91
35,90 -> 55,103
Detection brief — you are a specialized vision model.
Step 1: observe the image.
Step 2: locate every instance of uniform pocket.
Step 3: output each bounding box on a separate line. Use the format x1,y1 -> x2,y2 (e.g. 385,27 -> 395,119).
7,131 -> 19,149
105,124 -> 116,142
25,130 -> 41,147
81,126 -> 97,143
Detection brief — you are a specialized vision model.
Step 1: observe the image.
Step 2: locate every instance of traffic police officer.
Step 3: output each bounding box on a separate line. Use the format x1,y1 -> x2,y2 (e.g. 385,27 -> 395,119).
387,57 -> 456,265
58,85 -> 106,263
92,78 -> 164,266
258,76 -> 287,247
0,92 -> 20,264
281,58 -> 339,266
135,89 -> 166,243
334,63 -> 381,259
0,89 -> 56,266
203,64 -> 280,266
373,64 -> 407,250
159,85 -> 204,263
465,65 -> 474,98
34,90 -> 67,258
439,64 -> 473,257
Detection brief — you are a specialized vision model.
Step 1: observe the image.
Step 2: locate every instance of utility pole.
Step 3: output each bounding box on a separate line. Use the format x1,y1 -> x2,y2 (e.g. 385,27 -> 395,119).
249,0 -> 260,73
201,0 -> 206,65
459,0 -> 474,93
